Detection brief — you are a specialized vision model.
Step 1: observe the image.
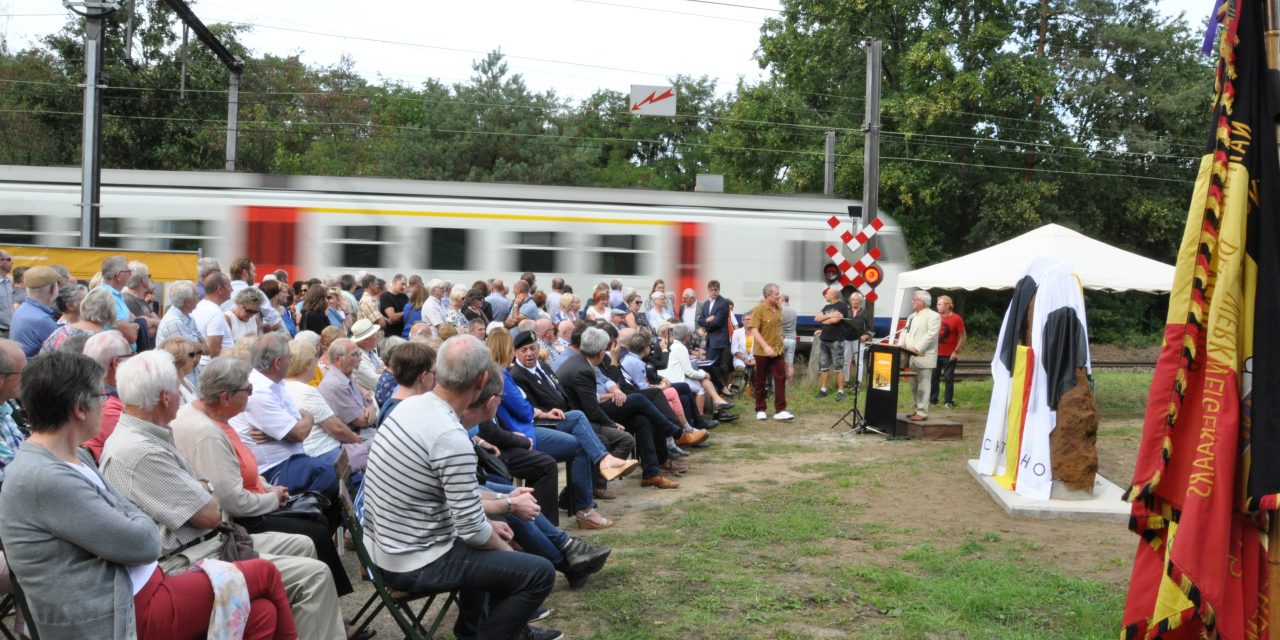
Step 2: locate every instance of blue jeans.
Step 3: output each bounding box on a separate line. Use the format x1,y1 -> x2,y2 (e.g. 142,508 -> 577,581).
382,539 -> 555,640
534,427 -> 594,514
484,481 -> 570,570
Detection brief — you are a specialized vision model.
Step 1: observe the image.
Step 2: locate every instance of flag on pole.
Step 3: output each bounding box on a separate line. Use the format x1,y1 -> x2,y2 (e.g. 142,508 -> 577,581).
1121,0 -> 1278,637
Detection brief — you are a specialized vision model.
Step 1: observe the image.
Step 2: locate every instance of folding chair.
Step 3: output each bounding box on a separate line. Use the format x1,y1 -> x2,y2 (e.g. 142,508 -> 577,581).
6,570 -> 36,640
338,471 -> 458,640
0,594 -> 17,640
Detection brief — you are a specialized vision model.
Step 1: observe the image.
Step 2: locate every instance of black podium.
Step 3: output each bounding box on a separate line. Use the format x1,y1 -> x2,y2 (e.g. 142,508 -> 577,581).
864,343 -> 908,435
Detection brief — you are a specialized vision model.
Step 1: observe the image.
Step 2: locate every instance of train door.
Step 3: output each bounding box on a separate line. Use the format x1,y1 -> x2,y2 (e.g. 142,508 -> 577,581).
242,206 -> 301,280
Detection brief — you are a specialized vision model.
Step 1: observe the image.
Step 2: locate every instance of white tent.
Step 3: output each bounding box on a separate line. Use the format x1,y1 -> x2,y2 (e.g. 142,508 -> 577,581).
887,223 -> 1176,340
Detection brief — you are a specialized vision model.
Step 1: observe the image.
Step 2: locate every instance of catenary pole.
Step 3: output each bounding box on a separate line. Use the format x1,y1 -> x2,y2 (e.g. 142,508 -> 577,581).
66,1 -> 119,248
226,71 -> 240,171
824,130 -> 836,195
862,39 -> 882,317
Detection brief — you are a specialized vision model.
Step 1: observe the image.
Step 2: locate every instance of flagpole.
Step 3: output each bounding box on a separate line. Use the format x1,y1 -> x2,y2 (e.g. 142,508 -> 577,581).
1268,0 -> 1280,635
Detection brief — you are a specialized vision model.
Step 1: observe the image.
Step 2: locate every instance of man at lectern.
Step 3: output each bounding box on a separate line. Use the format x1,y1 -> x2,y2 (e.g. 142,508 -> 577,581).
901,290 -> 940,421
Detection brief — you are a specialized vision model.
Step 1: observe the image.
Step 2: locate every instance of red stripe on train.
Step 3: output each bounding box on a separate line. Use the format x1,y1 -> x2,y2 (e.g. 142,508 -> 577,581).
242,206 -> 300,282
676,222 -> 701,296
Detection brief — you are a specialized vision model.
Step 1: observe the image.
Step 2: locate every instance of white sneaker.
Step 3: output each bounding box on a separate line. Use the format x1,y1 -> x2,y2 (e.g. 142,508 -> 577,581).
774,411 -> 795,421
756,411 -> 767,420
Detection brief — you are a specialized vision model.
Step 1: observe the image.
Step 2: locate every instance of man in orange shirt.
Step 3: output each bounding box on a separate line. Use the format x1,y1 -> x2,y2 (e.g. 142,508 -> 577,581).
748,283 -> 793,422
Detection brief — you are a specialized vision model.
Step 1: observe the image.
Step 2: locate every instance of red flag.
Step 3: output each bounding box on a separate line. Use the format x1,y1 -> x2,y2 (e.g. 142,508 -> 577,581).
1121,0 -> 1274,637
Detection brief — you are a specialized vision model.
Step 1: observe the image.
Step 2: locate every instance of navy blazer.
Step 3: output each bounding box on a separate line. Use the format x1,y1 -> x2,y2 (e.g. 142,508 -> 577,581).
552,352 -> 617,428
697,296 -> 731,349
510,361 -> 571,413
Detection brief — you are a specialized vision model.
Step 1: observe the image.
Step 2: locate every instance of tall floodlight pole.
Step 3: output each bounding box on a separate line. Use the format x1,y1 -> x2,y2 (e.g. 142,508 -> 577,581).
862,39 -> 883,316
65,1 -> 119,248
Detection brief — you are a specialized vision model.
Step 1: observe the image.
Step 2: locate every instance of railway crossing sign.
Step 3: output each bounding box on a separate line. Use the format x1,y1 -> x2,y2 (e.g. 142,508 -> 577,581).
630,85 -> 677,116
823,215 -> 884,301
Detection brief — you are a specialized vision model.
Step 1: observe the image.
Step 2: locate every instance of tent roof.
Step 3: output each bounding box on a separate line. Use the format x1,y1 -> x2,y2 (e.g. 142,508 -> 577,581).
894,223 -> 1175,294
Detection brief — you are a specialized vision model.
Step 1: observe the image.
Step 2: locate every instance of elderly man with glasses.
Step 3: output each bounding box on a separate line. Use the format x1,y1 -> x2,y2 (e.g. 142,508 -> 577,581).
318,338 -> 377,437
231,333 -> 339,500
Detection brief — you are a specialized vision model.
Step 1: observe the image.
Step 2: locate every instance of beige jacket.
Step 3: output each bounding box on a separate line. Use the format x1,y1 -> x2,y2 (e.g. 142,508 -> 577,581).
903,307 -> 941,369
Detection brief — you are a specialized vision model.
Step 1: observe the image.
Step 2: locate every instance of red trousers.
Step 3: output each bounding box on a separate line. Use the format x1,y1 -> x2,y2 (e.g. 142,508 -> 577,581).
752,354 -> 788,413
134,559 -> 297,640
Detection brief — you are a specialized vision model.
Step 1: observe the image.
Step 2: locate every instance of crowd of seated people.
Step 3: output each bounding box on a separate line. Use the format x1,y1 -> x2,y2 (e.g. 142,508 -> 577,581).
0,253 -> 782,639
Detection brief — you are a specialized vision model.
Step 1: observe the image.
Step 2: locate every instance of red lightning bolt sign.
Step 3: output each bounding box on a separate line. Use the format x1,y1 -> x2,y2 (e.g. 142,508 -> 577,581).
631,88 -> 675,111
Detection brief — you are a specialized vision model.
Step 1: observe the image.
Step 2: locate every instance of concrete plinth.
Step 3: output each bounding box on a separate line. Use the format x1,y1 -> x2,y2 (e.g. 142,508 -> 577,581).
965,459 -> 1130,524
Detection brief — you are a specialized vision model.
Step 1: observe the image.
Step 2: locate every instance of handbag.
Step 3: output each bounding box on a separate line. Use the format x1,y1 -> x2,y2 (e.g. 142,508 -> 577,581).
273,491 -> 331,520
216,522 -> 259,561
475,444 -> 512,484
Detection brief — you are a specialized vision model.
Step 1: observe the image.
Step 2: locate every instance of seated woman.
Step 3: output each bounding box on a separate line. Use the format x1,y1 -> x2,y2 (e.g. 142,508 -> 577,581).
646,290 -> 675,328
659,323 -> 734,416
224,289 -> 264,341
170,356 -> 354,599
445,285 -> 469,330
297,285 -> 330,335
399,284 -> 428,339
553,293 -> 580,324
584,290 -> 611,323
0,351 -> 295,640
40,286 -> 116,353
53,283 -> 87,327
158,337 -> 202,405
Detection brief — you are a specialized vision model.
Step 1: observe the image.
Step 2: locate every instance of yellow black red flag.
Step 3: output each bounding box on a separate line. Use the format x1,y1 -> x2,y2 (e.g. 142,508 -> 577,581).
1121,0 -> 1277,637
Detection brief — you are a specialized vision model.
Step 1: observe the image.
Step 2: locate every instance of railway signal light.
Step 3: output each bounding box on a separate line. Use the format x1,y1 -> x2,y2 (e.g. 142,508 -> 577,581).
822,263 -> 842,285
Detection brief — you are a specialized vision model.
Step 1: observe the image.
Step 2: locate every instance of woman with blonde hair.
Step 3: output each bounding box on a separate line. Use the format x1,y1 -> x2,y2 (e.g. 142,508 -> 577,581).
444,284 -> 469,329
553,293 -> 579,323
159,337 -> 202,405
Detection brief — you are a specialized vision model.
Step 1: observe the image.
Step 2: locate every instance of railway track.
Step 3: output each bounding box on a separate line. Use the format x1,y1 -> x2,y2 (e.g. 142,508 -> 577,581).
952,359 -> 1154,380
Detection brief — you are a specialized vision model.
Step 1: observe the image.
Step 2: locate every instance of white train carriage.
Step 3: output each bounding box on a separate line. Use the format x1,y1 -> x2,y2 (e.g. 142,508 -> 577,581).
0,165 -> 909,335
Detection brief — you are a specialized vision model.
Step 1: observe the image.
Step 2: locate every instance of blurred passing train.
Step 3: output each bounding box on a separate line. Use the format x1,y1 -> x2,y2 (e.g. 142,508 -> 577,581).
0,165 -> 909,336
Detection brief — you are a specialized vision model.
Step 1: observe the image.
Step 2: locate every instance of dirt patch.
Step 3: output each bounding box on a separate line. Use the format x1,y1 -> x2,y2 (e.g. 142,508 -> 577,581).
575,408 -> 1139,588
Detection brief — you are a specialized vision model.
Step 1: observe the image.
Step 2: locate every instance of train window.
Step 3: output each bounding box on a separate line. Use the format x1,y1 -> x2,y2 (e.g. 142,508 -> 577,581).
592,234 -> 645,276
426,228 -> 468,270
0,215 -> 36,246
789,240 -> 829,282
511,231 -> 561,273
334,225 -> 392,269
97,218 -> 125,249
154,220 -> 214,252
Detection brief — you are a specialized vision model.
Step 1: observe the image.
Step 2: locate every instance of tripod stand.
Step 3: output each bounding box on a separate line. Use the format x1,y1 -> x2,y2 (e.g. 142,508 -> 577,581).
828,340 -> 885,436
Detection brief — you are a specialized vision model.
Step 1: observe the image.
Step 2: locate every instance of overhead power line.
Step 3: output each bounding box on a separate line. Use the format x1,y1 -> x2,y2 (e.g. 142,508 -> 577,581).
0,107 -> 1198,184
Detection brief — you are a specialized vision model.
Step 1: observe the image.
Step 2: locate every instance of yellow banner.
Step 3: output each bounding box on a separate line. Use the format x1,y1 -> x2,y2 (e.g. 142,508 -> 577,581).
0,245 -> 199,283
871,350 -> 893,391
